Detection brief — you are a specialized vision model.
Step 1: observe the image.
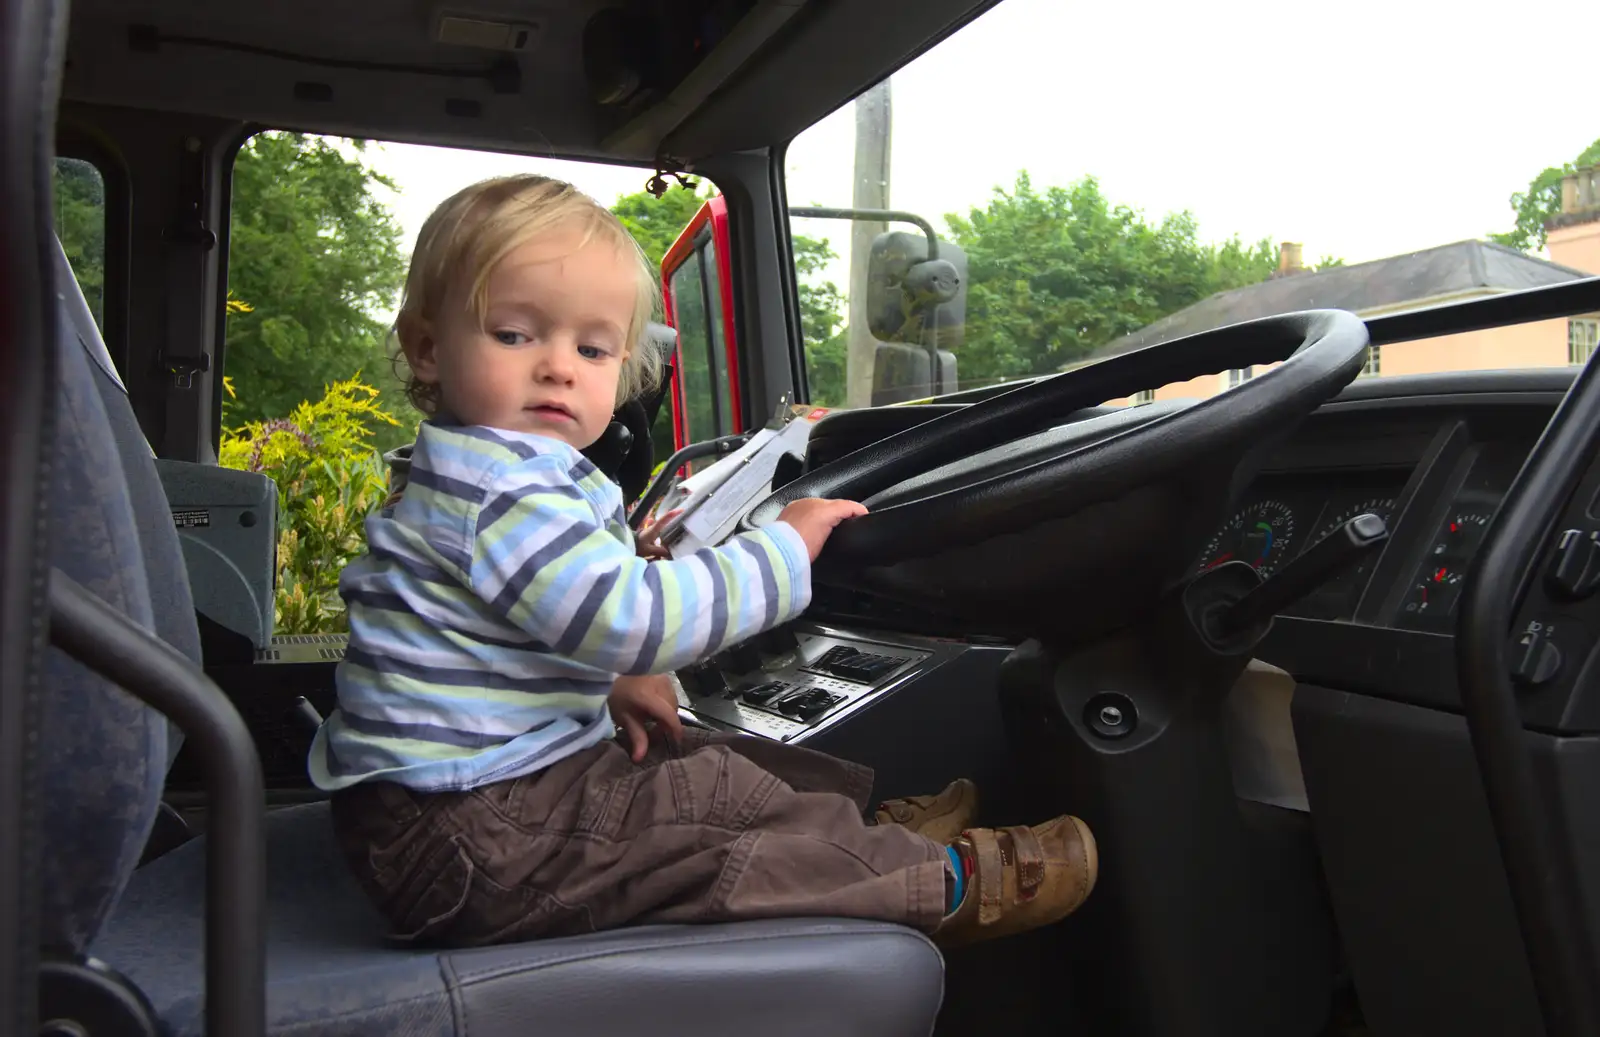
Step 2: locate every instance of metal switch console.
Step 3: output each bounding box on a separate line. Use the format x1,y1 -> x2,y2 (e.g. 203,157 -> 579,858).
675,625 -> 936,742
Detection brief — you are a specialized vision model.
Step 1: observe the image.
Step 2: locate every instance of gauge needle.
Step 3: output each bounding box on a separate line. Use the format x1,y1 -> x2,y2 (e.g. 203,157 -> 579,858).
1206,553 -> 1234,570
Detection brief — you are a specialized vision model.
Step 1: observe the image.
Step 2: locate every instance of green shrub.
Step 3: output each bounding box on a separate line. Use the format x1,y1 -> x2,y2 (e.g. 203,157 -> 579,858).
220,375 -> 405,634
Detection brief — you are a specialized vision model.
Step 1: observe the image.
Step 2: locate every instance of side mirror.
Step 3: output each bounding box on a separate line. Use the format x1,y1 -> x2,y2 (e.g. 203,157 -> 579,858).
788,206 -> 969,402
865,230 -> 968,351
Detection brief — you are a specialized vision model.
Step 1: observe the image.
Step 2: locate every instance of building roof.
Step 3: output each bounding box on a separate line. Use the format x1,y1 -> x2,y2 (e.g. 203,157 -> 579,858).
1090,239 -> 1593,359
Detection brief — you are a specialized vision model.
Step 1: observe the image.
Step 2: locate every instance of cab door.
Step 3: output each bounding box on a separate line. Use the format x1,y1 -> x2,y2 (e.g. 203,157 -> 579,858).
660,194 -> 742,452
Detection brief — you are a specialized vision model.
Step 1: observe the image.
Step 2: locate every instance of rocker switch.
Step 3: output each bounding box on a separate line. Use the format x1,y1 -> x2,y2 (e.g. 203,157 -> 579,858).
1546,528 -> 1600,601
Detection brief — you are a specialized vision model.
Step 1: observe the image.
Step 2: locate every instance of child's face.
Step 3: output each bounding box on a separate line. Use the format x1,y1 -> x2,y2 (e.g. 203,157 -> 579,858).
405,225 -> 635,449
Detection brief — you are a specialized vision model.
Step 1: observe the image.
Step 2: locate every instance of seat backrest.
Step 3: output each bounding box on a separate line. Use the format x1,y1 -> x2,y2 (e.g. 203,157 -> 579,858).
38,236 -> 201,955
53,240 -> 202,682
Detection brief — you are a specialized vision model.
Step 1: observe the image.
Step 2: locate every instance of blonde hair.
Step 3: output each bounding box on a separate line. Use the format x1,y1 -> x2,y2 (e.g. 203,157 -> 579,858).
393,174 -> 663,414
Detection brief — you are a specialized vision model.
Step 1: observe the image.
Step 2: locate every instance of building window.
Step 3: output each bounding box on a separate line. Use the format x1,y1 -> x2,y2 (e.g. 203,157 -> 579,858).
1570,319 -> 1599,366
1362,345 -> 1381,377
1226,366 -> 1254,388
1132,388 -> 1155,404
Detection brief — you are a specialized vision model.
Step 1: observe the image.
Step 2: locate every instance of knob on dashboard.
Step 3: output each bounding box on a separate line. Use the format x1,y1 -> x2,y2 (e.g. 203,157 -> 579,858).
757,625 -> 800,656
722,641 -> 763,674
679,663 -> 729,698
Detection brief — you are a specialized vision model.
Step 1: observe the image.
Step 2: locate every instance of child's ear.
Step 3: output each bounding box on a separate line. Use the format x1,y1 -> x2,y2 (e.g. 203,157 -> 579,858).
397,313 -> 440,386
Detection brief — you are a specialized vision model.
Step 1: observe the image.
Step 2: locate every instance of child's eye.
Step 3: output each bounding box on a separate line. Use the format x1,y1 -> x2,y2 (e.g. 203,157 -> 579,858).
493,330 -> 529,347
578,344 -> 608,360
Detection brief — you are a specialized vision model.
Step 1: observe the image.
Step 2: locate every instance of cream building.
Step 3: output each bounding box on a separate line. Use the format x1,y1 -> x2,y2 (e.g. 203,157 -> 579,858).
1093,166 -> 1600,403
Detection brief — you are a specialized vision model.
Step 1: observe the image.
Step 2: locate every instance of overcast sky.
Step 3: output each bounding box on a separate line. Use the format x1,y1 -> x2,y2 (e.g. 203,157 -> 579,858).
362,0 -> 1599,312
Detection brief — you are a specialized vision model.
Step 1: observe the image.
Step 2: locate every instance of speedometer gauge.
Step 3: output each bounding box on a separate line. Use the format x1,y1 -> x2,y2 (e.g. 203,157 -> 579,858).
1286,497 -> 1396,620
1198,500 -> 1296,577
1314,498 -> 1396,543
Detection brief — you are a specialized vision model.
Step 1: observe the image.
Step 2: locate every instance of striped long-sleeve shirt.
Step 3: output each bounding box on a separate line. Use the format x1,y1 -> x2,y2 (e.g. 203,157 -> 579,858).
308,420 -> 812,792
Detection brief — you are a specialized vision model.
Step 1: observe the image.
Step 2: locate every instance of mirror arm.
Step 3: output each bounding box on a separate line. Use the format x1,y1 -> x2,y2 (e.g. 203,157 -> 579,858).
787,206 -> 939,262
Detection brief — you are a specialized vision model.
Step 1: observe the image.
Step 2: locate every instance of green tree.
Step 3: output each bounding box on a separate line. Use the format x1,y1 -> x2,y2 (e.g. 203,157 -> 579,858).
1491,136 -> 1600,253
224,132 -> 407,428
613,181 -> 712,269
943,172 -> 1279,385
793,234 -> 847,405
52,158 -> 106,326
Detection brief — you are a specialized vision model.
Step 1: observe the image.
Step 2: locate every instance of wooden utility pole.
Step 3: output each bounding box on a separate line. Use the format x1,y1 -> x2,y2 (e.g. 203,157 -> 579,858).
845,79 -> 891,408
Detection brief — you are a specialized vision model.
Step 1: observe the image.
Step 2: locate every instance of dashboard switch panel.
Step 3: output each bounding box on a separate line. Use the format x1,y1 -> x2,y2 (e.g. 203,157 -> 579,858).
674,625 -> 935,742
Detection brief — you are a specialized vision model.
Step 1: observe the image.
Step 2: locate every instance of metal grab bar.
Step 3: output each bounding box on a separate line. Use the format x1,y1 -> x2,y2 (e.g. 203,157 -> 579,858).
49,570 -> 265,1037
1457,355 -> 1600,1037
627,431 -> 753,530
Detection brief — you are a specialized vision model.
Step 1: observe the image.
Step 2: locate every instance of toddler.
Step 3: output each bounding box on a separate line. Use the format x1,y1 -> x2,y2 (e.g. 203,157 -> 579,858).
311,174 -> 1097,949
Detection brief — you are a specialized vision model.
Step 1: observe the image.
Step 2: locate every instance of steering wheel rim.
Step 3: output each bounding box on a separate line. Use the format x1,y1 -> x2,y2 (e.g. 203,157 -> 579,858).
745,309 -> 1370,573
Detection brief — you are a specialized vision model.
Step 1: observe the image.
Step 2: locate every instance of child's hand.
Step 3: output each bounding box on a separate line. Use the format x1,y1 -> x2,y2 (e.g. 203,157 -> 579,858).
634,509 -> 682,561
776,497 -> 869,560
609,674 -> 683,762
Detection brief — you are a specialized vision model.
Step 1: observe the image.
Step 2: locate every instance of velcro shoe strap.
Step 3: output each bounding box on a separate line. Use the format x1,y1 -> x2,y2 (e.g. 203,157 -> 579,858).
964,829 -> 1007,926
874,802 -> 912,825
1003,825 -> 1047,901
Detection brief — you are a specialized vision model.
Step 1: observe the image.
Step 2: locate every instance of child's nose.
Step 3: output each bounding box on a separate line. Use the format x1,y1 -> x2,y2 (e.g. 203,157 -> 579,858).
535,345 -> 576,383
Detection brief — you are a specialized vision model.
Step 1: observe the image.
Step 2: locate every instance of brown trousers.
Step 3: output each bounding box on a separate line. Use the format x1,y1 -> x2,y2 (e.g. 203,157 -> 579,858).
329,729 -> 951,948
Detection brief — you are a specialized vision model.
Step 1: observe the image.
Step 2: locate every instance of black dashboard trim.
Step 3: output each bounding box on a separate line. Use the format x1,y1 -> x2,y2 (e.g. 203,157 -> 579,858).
1328,368 -> 1578,401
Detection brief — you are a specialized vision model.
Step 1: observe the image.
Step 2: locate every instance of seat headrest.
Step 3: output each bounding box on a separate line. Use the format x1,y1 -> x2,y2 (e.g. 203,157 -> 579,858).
53,234 -> 128,396
641,321 -> 677,360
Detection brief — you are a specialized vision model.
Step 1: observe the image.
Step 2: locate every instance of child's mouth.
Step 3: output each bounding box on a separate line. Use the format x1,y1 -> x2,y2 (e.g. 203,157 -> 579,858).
527,404 -> 574,422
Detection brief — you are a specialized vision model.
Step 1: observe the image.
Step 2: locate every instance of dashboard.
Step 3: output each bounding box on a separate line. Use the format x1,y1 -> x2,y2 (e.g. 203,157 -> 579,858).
670,372 -> 1572,746
1181,370 -> 1573,715
798,370 -> 1576,719
1194,417 -> 1541,633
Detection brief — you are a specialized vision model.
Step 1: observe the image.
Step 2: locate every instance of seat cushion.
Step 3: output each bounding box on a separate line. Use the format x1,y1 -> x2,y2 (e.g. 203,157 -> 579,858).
92,802 -> 944,1037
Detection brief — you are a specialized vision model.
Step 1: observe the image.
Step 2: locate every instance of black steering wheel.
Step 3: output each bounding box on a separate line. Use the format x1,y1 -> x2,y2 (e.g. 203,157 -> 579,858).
744,309 -> 1370,640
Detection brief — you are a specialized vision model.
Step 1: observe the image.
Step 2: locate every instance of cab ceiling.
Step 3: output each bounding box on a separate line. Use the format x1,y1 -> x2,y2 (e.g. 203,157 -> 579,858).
62,0 -> 997,165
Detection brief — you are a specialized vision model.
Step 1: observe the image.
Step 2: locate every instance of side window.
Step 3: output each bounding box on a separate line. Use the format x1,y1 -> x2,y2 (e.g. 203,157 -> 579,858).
662,200 -> 739,448
215,129 -> 703,633
703,234 -> 733,420
669,245 -> 719,443
52,156 -> 107,331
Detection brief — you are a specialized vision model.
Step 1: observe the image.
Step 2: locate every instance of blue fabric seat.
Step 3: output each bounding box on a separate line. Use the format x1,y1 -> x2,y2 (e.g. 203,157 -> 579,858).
40,236 -> 945,1036
93,803 -> 942,1036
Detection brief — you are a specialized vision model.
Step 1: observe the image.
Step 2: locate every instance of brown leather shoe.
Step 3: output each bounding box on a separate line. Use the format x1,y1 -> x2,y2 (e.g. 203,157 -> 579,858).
873,779 -> 978,844
931,815 -> 1098,949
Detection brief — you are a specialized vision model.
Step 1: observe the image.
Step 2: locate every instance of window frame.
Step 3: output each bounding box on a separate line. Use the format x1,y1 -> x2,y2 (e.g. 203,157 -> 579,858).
1569,317 -> 1599,366
661,193 -> 744,450
1362,345 -> 1382,377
